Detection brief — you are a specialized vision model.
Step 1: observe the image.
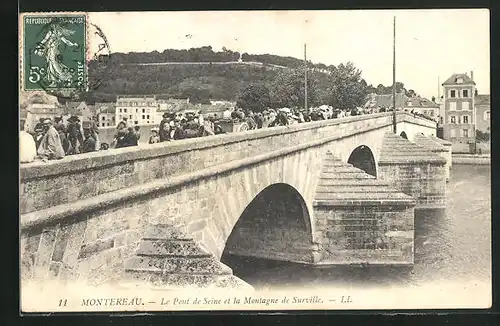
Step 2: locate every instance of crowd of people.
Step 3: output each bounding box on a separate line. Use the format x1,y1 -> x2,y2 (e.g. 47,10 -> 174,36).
20,105 -> 437,164
20,115 -> 102,163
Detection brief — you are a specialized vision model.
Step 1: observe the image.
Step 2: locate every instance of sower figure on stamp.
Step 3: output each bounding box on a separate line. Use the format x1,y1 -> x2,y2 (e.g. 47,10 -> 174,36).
33,21 -> 79,87
37,118 -> 65,161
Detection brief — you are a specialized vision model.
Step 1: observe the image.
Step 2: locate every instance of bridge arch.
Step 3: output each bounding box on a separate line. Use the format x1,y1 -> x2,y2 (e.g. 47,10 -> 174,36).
221,183 -> 314,265
347,145 -> 377,177
400,131 -> 408,139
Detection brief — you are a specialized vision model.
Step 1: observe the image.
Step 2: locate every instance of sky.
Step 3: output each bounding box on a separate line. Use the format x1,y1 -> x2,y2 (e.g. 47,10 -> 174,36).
90,9 -> 490,99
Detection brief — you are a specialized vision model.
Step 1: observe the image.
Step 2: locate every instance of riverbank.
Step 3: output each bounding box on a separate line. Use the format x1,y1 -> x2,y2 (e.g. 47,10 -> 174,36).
452,154 -> 490,165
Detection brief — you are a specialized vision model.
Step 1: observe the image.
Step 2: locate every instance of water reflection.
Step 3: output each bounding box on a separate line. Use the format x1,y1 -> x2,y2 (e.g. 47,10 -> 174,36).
222,164 -> 491,289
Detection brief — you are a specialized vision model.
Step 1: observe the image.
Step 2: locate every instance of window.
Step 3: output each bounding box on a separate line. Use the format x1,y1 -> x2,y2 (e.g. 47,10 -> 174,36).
450,90 -> 456,98
440,117 -> 444,124
430,111 -> 435,117
463,89 -> 469,97
101,123 -> 105,127
147,115 -> 150,119
449,102 -> 456,110
142,115 -> 145,119
119,108 -> 122,113
456,77 -> 463,84
142,109 -> 146,113
450,129 -> 457,138
450,116 -> 457,123
107,123 -> 110,126
136,109 -> 138,113
147,121 -> 150,124
102,116 -> 105,121
463,115 -> 469,124
134,121 -> 138,125
129,115 -> 132,119
462,102 -> 470,110
124,108 -> 127,113
462,129 -> 469,137
484,111 -> 490,120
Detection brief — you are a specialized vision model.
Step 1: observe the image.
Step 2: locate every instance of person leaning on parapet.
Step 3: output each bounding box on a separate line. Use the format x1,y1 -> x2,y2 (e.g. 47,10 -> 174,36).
114,118 -> 128,148
37,118 -> 65,161
90,116 -> 101,151
80,128 -> 97,153
149,127 -> 160,144
33,118 -> 46,149
54,116 -> 70,154
66,116 -> 84,155
159,112 -> 171,142
20,119 -> 37,163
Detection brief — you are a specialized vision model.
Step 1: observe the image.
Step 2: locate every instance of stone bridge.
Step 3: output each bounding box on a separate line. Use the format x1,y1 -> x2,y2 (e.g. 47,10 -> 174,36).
20,112 -> 451,289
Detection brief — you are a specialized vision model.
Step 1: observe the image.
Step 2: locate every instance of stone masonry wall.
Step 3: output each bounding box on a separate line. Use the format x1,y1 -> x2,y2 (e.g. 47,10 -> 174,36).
313,205 -> 414,265
21,113 -> 400,215
378,163 -> 447,209
20,147 -> 324,283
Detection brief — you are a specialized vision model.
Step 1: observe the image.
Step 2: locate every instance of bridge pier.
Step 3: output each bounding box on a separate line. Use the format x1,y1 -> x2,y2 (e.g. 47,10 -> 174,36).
378,133 -> 447,210
413,134 -> 451,182
428,135 -> 453,173
311,153 -> 416,265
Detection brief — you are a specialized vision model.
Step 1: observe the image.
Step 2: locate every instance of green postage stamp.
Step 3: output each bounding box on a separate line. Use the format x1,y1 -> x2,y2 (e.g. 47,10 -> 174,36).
21,13 -> 87,96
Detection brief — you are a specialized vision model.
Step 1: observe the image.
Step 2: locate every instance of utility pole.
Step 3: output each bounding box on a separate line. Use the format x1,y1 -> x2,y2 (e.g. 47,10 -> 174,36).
392,16 -> 397,134
304,43 -> 308,116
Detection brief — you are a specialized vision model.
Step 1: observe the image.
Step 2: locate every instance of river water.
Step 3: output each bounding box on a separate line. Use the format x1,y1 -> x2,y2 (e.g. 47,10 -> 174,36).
224,164 -> 491,290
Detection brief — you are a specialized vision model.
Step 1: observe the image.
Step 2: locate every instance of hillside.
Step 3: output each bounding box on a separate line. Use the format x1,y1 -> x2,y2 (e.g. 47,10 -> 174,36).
85,46 -> 375,110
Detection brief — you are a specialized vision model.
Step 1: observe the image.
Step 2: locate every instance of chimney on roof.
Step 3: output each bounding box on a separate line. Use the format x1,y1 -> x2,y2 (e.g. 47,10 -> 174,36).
470,70 -> 474,81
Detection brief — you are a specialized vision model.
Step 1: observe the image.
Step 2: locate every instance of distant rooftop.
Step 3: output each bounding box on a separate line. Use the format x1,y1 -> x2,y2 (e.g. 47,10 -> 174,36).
442,73 -> 476,86
475,94 -> 490,106
406,96 -> 439,108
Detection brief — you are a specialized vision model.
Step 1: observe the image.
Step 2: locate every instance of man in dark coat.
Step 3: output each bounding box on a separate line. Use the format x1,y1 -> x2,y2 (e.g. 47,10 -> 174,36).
53,116 -> 70,154
67,116 -> 84,154
80,128 -> 97,153
159,113 -> 171,142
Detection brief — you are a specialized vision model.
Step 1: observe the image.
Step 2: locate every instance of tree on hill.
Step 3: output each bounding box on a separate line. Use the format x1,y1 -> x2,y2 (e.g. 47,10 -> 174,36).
236,84 -> 271,112
270,69 -> 320,109
318,62 -> 369,109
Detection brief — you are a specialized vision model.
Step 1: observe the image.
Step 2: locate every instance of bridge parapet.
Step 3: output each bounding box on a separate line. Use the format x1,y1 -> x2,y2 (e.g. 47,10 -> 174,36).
21,112 -> 419,216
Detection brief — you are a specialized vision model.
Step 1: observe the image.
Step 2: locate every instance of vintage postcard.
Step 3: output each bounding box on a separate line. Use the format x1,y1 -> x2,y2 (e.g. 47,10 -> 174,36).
19,9 -> 491,312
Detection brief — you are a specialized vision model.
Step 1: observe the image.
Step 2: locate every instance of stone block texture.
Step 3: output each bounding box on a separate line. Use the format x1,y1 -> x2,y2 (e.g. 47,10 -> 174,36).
312,153 -> 416,265
20,112 -> 438,287
378,133 -> 447,209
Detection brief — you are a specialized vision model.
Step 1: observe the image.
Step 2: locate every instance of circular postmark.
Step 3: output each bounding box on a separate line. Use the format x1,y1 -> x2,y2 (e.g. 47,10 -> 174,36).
25,16 -> 112,101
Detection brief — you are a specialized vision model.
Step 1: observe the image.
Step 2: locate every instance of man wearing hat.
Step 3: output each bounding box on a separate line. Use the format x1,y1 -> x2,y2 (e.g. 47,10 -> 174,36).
37,118 -> 65,160
67,116 -> 84,155
159,112 -> 171,142
54,116 -> 69,154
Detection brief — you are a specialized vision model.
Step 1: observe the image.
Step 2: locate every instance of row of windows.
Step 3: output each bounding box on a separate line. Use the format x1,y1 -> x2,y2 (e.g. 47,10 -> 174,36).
118,108 -> 152,114
450,128 -> 470,138
117,101 -> 155,106
448,101 -> 471,110
449,115 -> 471,124
449,89 -> 471,98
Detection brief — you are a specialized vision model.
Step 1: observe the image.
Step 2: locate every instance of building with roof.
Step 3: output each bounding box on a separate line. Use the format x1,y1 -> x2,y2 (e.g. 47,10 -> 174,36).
364,93 -> 407,111
95,102 -> 117,127
404,96 -> 440,121
20,91 -> 65,132
474,92 -> 490,133
441,71 -> 476,142
115,95 -> 159,125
